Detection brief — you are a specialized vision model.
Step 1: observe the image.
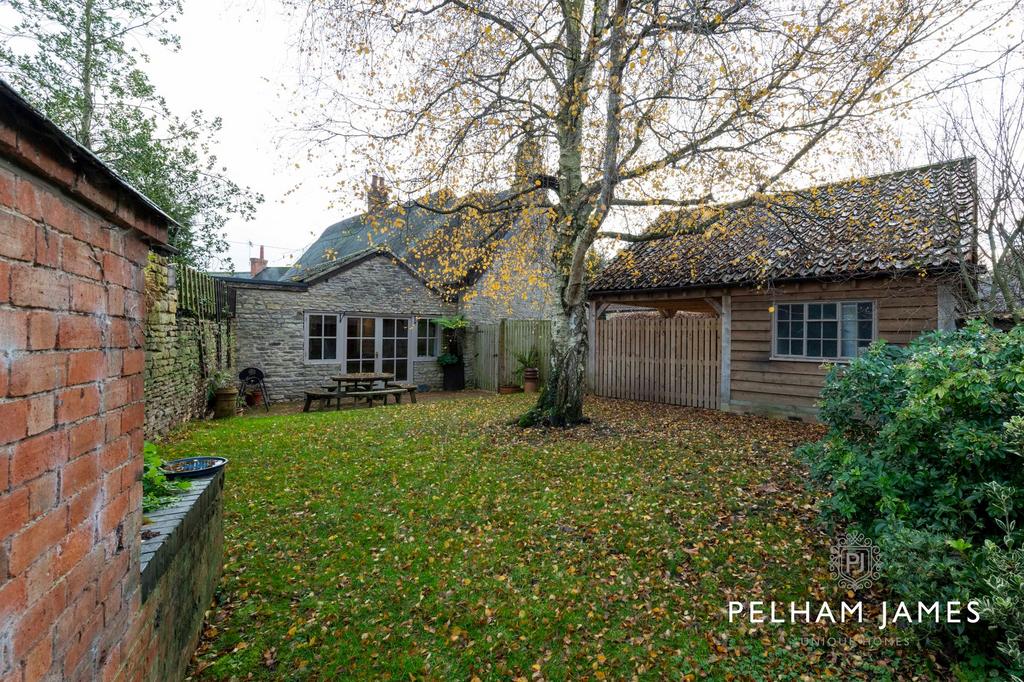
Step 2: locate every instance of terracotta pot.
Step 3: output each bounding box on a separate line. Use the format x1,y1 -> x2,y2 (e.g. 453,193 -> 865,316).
523,367 -> 540,393
213,387 -> 238,419
498,385 -> 524,394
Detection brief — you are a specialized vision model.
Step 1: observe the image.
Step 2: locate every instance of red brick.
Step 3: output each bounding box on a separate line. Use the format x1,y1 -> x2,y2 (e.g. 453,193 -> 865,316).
99,492 -> 129,537
121,403 -> 144,433
38,184 -> 76,234
27,471 -> 58,517
107,319 -> 130,348
57,385 -> 100,424
0,309 -> 28,350
0,574 -> 27,625
25,546 -> 58,602
11,431 -> 66,486
0,260 -> 9,302
102,378 -> 129,410
103,410 -> 123,443
68,484 -> 100,530
13,582 -> 66,659
9,352 -> 64,396
9,506 -> 67,575
0,487 -> 29,541
27,311 -> 58,350
0,447 -> 9,490
0,211 -> 36,260
127,375 -> 143,402
105,285 -> 124,317
64,542 -> 102,598
0,165 -> 14,205
62,237 -> 102,280
57,315 -> 102,349
34,225 -> 60,267
61,453 -> 99,499
70,279 -> 105,314
0,357 -> 7,397
121,349 -> 144,376
23,637 -> 54,681
0,399 -> 28,444
98,552 -> 128,597
104,350 -> 122,378
10,263 -> 69,309
63,612 -> 102,676
14,177 -> 42,222
101,253 -> 133,288
67,351 -> 105,385
68,419 -> 103,458
54,523 -> 93,581
98,438 -> 129,472
26,393 -> 54,436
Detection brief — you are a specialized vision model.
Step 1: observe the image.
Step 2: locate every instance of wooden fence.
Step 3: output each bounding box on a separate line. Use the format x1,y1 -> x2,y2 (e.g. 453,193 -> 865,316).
471,319 -> 552,391
591,316 -> 720,409
174,264 -> 229,320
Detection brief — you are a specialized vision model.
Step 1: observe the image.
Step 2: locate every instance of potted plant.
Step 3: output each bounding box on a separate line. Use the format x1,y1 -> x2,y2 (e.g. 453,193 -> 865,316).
208,370 -> 238,419
513,347 -> 541,393
434,315 -> 468,391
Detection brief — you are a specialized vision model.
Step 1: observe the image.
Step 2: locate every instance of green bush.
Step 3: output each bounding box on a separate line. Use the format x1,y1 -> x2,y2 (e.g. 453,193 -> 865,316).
800,322 -> 1024,672
143,441 -> 189,512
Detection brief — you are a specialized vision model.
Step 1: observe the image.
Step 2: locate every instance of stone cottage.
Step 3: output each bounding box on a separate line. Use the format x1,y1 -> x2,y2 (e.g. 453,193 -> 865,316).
221,176 -> 557,400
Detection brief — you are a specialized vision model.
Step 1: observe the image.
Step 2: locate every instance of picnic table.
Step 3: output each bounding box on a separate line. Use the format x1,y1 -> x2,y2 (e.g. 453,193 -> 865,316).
304,372 -> 418,412
330,372 -> 394,393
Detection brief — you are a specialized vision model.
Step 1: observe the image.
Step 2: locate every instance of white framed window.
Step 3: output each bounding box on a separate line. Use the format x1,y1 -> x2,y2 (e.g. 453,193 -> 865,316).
773,301 -> 875,361
305,313 -> 339,362
416,318 -> 438,358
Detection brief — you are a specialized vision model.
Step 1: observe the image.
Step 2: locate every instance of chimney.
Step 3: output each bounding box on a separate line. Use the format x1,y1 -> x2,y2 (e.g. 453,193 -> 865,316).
249,245 -> 268,277
367,174 -> 389,212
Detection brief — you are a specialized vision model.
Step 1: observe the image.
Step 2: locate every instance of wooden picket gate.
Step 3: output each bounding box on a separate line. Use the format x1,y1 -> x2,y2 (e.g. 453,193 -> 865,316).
591,316 -> 721,409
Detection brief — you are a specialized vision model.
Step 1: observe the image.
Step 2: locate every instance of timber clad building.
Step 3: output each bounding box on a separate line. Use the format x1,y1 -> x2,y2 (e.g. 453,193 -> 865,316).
589,158 -> 977,419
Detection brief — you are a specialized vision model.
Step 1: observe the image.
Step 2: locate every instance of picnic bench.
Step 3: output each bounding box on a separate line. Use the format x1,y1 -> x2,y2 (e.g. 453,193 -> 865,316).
303,389 -> 345,412
302,376 -> 418,412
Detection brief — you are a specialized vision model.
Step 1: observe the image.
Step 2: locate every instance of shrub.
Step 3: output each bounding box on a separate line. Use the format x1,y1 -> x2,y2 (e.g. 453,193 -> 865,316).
143,441 -> 189,512
800,322 -> 1024,670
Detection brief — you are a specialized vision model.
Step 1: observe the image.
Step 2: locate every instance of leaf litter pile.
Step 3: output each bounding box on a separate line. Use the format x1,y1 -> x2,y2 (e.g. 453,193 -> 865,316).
175,395 -> 947,680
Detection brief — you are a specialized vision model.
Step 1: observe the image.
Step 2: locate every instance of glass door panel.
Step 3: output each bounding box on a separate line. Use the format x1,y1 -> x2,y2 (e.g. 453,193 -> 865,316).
379,317 -> 409,381
345,317 -> 377,373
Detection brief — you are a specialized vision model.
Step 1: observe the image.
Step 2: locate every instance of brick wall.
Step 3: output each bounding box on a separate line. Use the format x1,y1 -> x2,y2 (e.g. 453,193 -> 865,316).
143,257 -> 234,439
0,97 -> 172,680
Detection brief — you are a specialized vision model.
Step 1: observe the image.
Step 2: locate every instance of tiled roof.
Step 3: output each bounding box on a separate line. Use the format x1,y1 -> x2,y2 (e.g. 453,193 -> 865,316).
591,158 -> 977,293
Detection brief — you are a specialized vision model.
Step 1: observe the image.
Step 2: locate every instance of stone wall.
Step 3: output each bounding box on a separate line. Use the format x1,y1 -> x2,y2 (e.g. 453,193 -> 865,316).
119,470 -> 223,681
233,252 -> 454,400
143,257 -> 234,439
0,103 -> 172,680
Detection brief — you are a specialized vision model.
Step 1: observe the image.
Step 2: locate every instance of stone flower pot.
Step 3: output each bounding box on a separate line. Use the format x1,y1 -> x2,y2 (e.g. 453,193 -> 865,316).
213,387 -> 238,419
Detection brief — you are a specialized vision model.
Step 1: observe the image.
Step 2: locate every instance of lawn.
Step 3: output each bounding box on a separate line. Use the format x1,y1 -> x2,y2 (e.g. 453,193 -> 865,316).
172,395 -> 945,680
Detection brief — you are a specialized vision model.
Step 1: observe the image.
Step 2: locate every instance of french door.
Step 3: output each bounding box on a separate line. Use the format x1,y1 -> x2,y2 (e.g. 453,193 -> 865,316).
344,316 -> 410,381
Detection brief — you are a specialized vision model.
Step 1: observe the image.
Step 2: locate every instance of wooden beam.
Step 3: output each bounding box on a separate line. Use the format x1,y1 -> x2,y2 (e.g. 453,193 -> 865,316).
720,294 -> 731,408
703,297 -> 722,315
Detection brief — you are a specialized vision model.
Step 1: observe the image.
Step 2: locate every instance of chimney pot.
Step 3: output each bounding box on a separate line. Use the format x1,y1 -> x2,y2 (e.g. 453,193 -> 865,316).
250,245 -> 268,277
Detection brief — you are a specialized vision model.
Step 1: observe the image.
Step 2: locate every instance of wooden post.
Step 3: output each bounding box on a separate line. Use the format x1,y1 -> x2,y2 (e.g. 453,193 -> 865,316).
497,318 -> 507,387
719,294 -> 731,409
586,302 -> 596,392
937,284 -> 956,331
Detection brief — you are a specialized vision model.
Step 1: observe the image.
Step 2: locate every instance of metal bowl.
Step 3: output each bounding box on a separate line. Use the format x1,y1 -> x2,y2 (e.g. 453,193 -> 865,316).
160,456 -> 228,479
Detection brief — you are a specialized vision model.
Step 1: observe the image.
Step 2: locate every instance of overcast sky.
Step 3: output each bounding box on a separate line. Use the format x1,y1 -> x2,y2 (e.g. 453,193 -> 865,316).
145,0 -> 350,272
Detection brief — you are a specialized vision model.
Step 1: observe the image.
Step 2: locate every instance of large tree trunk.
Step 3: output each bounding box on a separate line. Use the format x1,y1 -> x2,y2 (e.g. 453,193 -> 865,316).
519,300 -> 589,427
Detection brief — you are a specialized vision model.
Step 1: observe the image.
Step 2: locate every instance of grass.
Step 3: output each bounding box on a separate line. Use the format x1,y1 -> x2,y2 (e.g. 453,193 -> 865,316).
174,395 -> 946,680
